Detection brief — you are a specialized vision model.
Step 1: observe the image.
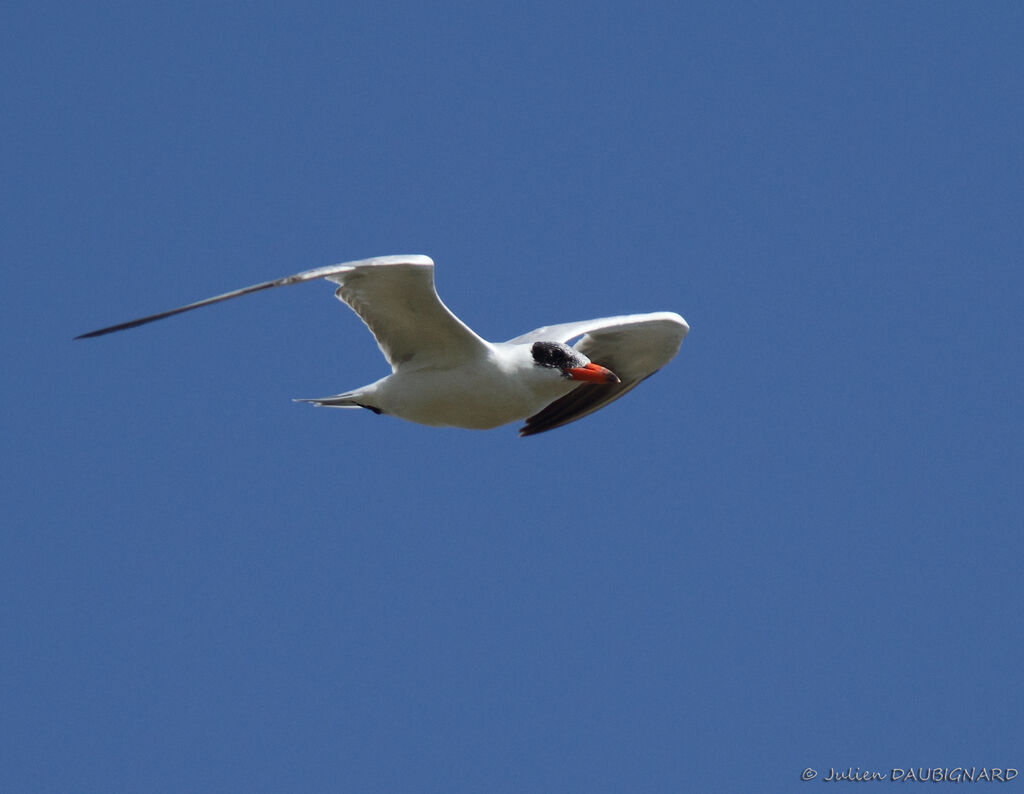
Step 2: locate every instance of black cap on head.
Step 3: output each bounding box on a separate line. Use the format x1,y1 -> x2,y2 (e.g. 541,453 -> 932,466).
530,341 -> 588,372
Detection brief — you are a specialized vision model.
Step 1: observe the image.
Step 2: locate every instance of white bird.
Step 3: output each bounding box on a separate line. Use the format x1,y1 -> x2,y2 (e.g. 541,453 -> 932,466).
77,255 -> 689,436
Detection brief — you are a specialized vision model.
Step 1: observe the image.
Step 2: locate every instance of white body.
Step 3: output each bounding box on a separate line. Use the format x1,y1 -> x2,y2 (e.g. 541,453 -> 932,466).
353,344 -> 581,429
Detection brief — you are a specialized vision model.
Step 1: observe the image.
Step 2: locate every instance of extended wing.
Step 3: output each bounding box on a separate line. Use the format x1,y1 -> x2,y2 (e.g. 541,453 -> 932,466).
508,312 -> 689,436
76,254 -> 489,370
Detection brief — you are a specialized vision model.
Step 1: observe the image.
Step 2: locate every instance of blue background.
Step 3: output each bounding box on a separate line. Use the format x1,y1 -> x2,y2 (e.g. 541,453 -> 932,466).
4,2 -> 1022,791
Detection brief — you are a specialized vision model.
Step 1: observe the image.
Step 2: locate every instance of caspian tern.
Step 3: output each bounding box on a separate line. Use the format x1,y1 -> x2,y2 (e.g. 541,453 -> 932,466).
77,255 -> 689,435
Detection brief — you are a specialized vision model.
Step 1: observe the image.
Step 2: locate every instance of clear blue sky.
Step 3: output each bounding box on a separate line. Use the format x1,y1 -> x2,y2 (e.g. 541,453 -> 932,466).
3,2 -> 1022,791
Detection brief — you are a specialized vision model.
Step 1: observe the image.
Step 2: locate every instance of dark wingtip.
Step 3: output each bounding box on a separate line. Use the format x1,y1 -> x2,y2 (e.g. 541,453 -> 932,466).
74,316 -> 156,339
517,418 -> 545,437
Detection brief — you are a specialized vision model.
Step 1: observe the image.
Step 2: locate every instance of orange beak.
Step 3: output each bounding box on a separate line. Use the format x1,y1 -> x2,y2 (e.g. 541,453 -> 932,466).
567,362 -> 620,384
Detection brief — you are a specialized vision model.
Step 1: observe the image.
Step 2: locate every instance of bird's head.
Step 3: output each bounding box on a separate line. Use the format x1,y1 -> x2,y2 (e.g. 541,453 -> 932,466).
530,341 -> 620,384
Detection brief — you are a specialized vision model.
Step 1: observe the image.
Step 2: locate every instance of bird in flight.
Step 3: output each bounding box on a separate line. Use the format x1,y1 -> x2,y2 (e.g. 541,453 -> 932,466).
77,255 -> 689,436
